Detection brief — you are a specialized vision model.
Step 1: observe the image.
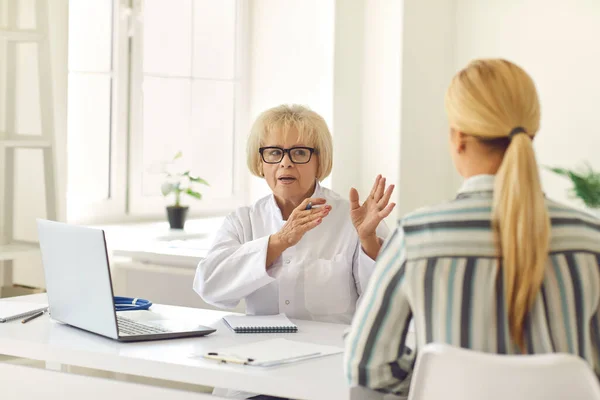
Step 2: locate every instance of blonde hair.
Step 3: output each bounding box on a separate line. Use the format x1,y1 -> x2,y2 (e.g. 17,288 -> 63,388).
246,104 -> 333,181
445,59 -> 550,352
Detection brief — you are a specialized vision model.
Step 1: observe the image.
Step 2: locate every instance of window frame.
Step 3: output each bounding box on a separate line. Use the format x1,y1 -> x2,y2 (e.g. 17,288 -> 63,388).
68,0 -> 250,224
67,0 -> 129,225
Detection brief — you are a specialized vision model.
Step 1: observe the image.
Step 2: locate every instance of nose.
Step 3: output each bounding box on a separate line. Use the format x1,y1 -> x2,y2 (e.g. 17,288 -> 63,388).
279,151 -> 294,168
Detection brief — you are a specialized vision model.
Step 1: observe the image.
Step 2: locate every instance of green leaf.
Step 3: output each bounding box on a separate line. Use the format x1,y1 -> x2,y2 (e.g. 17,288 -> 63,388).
548,163 -> 600,208
188,175 -> 209,185
546,166 -> 569,176
173,151 -> 183,161
185,188 -> 202,200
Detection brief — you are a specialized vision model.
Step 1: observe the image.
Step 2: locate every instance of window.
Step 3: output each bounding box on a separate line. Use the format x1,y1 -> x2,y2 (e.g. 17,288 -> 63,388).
67,0 -> 248,224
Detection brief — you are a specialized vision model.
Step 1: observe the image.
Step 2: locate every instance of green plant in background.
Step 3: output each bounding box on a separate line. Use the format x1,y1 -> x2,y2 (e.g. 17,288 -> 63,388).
547,163 -> 600,208
160,151 -> 209,207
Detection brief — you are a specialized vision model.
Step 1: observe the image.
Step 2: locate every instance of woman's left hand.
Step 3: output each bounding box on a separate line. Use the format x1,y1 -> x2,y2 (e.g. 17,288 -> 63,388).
350,175 -> 396,240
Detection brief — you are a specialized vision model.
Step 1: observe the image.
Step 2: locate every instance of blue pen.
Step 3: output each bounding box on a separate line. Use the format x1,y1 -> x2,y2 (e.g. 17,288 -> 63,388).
305,202 -> 312,210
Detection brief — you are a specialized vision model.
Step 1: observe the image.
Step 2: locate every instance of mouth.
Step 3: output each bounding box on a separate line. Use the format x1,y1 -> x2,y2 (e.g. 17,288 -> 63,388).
277,176 -> 297,183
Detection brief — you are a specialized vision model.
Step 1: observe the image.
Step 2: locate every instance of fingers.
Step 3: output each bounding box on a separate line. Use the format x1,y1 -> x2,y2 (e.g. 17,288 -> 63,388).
377,184 -> 395,209
298,197 -> 327,211
368,175 -> 381,199
297,206 -> 330,225
349,188 -> 360,210
373,176 -> 386,202
378,202 -> 396,219
293,207 -> 330,235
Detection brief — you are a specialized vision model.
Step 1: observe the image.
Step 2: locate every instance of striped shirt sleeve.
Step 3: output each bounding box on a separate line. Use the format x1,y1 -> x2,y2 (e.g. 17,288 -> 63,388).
590,255 -> 600,378
344,226 -> 415,395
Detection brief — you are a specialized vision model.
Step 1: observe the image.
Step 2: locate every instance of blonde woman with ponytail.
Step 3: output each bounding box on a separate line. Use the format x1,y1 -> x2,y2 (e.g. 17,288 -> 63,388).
345,59 -> 600,396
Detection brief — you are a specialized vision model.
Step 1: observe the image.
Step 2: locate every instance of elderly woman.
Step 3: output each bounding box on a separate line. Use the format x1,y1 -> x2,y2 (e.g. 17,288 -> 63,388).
193,104 -> 394,325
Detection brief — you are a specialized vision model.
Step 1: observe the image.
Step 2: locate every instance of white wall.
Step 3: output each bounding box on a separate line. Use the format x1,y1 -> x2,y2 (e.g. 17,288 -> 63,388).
359,0 -> 402,222
330,0 -> 365,201
248,0 -> 335,202
455,0 -> 600,209
332,0 -> 403,219
397,0 -> 460,217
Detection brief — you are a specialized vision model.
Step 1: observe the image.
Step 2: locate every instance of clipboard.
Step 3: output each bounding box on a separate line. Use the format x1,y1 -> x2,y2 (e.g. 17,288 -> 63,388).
200,338 -> 343,367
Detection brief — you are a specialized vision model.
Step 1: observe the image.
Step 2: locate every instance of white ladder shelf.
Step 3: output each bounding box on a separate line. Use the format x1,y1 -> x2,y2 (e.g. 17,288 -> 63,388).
0,0 -> 58,287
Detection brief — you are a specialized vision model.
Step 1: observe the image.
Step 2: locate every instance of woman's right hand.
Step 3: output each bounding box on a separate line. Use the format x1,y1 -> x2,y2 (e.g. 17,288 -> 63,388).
273,198 -> 331,248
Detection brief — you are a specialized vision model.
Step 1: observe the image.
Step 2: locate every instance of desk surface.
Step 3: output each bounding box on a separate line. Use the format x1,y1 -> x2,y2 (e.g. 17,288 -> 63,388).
0,294 -> 351,400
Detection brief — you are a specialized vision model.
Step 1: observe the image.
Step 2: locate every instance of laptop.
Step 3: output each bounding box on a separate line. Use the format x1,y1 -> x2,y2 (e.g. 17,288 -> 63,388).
36,219 -> 216,342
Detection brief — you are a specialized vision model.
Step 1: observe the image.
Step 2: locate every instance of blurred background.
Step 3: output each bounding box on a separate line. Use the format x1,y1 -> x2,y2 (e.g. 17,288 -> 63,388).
1,0 -> 599,306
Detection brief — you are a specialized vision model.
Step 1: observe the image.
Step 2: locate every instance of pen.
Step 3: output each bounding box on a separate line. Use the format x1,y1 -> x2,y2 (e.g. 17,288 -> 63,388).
205,352 -> 254,365
21,310 -> 45,324
305,202 -> 312,210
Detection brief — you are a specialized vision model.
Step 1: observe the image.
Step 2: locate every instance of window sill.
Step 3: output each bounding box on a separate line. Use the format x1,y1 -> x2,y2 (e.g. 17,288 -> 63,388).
95,216 -> 225,268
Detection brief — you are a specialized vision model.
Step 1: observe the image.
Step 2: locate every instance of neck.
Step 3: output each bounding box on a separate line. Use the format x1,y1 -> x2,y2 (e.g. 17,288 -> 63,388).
275,182 -> 317,220
462,154 -> 503,178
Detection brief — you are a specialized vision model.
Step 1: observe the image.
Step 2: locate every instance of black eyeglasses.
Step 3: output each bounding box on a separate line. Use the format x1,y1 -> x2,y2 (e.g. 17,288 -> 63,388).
259,146 -> 317,164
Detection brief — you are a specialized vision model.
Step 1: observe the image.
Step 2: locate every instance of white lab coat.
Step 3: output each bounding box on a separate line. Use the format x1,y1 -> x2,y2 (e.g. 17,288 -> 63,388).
193,183 -> 389,325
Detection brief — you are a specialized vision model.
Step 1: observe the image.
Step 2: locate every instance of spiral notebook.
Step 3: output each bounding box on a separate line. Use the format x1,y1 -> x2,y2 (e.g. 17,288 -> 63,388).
0,301 -> 48,323
223,313 -> 298,333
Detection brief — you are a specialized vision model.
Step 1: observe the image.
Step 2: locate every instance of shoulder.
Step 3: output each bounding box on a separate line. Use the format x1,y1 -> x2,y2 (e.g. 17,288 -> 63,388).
225,194 -> 272,226
398,196 -> 497,260
400,196 -> 493,230
546,198 -> 600,254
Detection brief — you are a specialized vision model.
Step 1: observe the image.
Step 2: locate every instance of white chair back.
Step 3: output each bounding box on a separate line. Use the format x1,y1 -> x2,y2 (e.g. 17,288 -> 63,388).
0,362 -> 224,400
408,343 -> 600,400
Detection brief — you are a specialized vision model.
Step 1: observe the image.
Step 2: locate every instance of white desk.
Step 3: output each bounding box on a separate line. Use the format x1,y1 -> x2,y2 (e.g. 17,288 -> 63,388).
0,294 -> 353,400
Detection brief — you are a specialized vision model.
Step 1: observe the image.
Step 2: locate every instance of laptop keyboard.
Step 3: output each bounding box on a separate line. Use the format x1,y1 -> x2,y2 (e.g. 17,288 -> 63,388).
117,315 -> 170,336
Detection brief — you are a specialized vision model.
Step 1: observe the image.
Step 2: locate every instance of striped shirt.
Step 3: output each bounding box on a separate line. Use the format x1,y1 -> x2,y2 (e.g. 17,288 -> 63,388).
344,175 -> 600,395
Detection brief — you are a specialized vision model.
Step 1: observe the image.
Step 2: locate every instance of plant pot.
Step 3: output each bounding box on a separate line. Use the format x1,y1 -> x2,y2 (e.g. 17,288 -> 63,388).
166,205 -> 189,229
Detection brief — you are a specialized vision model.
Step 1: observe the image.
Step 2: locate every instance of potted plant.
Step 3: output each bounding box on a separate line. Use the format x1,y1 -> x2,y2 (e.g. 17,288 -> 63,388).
160,152 -> 209,229
547,163 -> 600,213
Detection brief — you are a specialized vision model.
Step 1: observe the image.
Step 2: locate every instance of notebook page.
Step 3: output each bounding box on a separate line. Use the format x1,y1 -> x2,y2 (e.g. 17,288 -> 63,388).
204,338 -> 343,366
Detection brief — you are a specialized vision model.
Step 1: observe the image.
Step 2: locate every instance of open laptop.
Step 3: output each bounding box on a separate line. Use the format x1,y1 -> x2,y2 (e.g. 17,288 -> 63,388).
36,219 -> 216,342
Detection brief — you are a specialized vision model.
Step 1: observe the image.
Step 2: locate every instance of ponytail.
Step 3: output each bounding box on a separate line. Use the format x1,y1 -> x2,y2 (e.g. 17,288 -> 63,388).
493,132 -> 550,352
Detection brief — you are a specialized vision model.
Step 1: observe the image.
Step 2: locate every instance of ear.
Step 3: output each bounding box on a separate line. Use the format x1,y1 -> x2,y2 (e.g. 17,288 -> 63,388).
455,131 -> 468,154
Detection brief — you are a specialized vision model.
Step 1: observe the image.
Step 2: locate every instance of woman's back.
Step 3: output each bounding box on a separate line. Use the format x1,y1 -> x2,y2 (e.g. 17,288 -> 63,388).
345,58 -> 599,396
344,175 -> 600,396
401,179 -> 600,359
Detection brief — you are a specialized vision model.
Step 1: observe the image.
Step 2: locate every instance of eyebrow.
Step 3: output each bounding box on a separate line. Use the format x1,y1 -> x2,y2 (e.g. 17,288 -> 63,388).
262,144 -> 309,148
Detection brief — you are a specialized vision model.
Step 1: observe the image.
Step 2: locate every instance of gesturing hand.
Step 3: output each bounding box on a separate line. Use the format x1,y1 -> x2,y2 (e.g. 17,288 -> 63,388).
350,175 -> 395,240
274,197 -> 331,248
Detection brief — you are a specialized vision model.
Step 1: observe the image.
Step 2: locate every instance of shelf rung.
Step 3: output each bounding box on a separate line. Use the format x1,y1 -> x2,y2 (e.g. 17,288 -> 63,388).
0,30 -> 43,42
1,138 -> 52,148
0,243 -> 40,262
